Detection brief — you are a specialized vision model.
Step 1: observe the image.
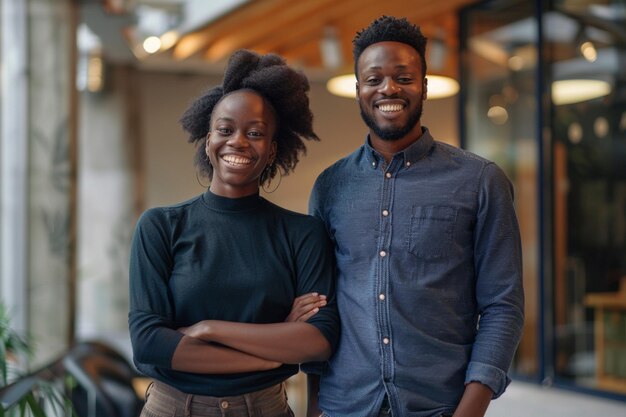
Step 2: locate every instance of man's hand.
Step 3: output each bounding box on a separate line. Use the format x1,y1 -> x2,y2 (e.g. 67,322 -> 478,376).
285,293 -> 327,322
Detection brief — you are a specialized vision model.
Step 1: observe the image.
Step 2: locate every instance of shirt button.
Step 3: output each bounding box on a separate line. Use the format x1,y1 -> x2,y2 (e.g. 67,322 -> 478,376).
385,172 -> 392,178
406,161 -> 411,167
379,250 -> 387,257
372,161 -> 376,167
379,293 -> 385,301
382,209 -> 389,217
220,401 -> 229,409
383,337 -> 390,344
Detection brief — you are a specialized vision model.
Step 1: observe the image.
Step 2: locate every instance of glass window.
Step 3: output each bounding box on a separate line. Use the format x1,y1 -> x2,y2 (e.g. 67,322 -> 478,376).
461,0 -> 539,378
550,0 -> 626,395
462,0 -> 626,396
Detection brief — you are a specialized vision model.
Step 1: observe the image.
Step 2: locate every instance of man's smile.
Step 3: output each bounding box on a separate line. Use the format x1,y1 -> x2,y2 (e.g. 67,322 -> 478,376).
375,100 -> 406,115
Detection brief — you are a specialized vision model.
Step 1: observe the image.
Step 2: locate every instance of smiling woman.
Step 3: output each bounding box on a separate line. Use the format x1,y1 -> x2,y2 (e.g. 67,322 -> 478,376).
128,49 -> 340,417
205,90 -> 277,198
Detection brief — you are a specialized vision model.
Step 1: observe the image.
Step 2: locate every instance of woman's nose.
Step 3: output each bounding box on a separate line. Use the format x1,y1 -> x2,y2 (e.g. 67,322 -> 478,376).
227,132 -> 248,147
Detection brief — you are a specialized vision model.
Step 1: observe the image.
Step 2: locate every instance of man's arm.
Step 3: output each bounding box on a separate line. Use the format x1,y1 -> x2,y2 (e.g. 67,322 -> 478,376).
306,374 -> 322,417
464,163 -> 524,406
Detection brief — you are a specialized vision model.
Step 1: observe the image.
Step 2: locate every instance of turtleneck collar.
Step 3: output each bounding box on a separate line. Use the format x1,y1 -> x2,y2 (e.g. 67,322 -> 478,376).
201,189 -> 264,212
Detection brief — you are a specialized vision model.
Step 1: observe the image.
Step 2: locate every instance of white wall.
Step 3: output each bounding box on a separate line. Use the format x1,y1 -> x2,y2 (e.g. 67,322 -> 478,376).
138,71 -> 459,213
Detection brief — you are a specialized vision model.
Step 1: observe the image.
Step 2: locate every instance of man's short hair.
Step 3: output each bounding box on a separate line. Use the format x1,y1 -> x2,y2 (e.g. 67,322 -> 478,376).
352,15 -> 428,76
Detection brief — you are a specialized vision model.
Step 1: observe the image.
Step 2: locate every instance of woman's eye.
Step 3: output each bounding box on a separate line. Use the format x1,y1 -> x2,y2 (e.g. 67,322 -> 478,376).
216,127 -> 231,135
248,131 -> 264,138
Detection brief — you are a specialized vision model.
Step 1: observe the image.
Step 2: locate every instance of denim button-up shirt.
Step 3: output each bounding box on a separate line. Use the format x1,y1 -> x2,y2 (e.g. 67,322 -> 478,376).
309,128 -> 524,417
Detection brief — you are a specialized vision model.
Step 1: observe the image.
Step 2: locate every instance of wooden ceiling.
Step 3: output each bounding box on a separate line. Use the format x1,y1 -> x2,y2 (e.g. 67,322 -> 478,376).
164,0 -> 476,77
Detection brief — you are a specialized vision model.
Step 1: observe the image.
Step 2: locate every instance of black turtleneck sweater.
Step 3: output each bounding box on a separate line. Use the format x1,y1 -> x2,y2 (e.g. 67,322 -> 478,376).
128,190 -> 339,396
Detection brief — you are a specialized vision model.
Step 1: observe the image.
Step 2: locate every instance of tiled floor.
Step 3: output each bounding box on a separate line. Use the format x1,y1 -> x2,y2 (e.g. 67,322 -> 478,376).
485,380 -> 626,417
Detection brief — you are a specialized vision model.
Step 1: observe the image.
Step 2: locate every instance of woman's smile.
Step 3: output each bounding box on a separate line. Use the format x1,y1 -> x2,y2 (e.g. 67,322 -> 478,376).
221,153 -> 254,167
206,90 -> 277,198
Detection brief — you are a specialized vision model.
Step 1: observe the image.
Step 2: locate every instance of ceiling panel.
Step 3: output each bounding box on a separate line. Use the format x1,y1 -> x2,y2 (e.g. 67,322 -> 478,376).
158,0 -> 476,77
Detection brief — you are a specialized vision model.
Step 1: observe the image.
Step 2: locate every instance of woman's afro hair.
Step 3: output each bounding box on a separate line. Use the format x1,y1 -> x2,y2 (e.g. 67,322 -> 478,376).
179,49 -> 319,184
352,16 -> 428,77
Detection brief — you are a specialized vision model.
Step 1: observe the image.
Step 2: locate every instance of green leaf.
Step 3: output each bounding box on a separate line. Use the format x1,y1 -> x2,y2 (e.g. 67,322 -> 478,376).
25,393 -> 47,417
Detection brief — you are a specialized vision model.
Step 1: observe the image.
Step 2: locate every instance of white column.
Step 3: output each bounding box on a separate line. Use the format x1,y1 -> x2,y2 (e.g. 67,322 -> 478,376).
1,0 -> 29,334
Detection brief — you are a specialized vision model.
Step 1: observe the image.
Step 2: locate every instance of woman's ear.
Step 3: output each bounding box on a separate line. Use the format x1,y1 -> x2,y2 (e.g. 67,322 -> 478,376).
269,141 -> 278,165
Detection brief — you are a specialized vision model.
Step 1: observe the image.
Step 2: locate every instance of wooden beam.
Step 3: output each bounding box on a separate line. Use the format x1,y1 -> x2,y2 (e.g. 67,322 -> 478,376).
281,37 -> 324,68
172,0 -> 474,71
204,0 -> 338,62
253,0 -> 380,63
172,0 -> 287,60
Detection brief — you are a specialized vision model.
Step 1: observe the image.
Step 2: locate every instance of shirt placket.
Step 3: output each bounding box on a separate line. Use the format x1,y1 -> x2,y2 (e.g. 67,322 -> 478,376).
376,157 -> 399,392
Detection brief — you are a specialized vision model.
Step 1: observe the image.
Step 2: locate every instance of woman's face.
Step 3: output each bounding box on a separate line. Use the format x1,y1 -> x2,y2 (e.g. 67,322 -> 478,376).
206,90 -> 277,198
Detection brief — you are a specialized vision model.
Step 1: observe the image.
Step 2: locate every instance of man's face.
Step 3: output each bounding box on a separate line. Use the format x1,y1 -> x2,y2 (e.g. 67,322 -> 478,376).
356,41 -> 427,142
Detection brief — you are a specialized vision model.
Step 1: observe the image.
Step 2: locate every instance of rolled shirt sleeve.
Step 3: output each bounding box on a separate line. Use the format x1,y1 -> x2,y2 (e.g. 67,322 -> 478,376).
466,162 -> 525,397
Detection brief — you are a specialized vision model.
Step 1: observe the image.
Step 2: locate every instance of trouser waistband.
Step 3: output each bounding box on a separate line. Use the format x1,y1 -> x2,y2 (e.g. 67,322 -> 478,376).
144,380 -> 292,417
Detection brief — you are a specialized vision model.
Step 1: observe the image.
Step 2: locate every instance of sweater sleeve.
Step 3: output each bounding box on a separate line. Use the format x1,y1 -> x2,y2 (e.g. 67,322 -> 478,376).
293,217 -> 340,352
128,208 -> 184,369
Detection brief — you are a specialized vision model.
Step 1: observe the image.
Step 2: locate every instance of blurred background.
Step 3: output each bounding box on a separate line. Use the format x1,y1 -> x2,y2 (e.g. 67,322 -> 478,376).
1,0 -> 626,415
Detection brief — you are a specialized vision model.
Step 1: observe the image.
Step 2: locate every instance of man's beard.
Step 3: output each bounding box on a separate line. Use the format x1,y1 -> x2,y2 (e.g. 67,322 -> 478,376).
359,100 -> 423,141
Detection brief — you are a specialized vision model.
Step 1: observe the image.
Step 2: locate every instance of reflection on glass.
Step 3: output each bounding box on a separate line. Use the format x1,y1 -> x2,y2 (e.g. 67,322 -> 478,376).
552,0 -> 626,396
487,105 -> 509,125
551,79 -> 611,105
462,0 -> 626,395
462,0 -> 539,378
568,122 -> 583,144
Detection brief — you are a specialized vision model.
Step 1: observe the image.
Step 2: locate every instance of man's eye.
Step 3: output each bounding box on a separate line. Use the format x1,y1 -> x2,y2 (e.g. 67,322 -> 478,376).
248,131 -> 264,138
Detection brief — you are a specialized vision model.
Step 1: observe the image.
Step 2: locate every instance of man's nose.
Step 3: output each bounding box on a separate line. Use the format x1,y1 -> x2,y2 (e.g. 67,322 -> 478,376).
378,78 -> 400,95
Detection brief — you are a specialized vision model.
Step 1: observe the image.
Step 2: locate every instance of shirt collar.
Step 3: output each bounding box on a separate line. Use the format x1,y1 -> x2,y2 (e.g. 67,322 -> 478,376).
363,127 -> 434,169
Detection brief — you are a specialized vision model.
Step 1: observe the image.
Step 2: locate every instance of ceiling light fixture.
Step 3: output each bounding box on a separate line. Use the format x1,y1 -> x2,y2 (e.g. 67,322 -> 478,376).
320,27 -> 343,70
551,79 -> 611,105
142,36 -> 162,54
327,74 -> 459,99
579,41 -> 597,62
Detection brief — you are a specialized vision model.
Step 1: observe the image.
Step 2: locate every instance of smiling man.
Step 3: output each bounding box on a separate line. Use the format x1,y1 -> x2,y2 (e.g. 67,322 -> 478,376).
306,16 -> 525,417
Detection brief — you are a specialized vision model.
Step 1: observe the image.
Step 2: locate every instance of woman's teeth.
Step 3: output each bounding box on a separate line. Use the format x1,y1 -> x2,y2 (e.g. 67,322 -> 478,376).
222,155 -> 252,166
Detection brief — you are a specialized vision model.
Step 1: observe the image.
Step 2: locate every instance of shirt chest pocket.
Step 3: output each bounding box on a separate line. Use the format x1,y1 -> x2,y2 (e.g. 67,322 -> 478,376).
407,205 -> 457,260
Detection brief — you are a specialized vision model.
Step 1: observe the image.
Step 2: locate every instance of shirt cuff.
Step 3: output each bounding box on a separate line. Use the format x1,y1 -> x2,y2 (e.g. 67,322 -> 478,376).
465,361 -> 511,398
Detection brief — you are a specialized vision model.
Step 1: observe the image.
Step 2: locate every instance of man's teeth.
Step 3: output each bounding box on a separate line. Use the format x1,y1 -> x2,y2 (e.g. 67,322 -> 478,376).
378,104 -> 404,112
222,155 -> 252,165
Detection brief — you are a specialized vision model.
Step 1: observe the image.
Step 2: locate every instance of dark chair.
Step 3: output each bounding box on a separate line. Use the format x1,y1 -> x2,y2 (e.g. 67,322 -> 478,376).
63,341 -> 143,417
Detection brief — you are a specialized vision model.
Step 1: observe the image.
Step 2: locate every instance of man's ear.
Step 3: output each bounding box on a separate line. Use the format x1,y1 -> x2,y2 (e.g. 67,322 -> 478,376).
355,81 -> 360,101
423,78 -> 428,101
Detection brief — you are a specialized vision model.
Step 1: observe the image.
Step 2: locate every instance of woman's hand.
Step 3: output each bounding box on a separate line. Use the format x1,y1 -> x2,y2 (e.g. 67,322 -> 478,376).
285,293 -> 327,322
178,320 -> 213,340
